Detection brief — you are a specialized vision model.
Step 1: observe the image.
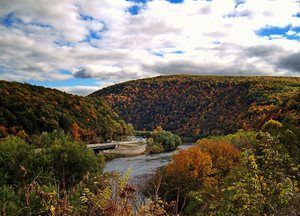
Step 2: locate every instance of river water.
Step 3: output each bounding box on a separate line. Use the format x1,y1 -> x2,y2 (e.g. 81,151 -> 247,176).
104,144 -> 193,180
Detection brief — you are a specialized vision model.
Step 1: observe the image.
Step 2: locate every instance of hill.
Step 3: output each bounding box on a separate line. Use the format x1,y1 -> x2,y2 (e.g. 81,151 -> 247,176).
0,80 -> 134,142
91,75 -> 299,136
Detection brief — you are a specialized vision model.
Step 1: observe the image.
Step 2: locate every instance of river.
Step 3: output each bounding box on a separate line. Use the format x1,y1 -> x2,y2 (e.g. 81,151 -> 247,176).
104,144 -> 193,180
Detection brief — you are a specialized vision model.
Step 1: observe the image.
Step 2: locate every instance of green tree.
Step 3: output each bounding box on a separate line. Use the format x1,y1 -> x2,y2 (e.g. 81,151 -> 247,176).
45,138 -> 104,189
219,133 -> 299,215
0,136 -> 39,186
147,128 -> 182,153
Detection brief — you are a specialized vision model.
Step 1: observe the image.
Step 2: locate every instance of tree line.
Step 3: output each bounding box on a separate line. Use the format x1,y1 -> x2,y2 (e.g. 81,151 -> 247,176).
93,75 -> 299,137
0,81 -> 134,143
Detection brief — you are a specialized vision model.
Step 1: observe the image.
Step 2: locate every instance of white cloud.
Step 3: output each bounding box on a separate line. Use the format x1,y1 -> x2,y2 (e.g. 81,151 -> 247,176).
0,0 -> 299,94
56,81 -> 116,95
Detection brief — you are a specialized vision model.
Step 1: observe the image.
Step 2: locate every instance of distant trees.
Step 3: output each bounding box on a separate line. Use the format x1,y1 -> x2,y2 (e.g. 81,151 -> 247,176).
0,80 -> 135,142
0,125 -> 8,138
146,126 -> 182,153
95,75 -> 299,137
71,122 -> 80,141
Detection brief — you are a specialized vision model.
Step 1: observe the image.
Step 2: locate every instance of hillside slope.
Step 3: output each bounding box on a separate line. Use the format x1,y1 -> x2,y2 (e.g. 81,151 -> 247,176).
91,75 -> 299,136
0,81 -> 134,142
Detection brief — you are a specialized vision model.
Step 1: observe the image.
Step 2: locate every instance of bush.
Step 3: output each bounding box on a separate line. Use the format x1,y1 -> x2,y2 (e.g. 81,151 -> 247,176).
44,136 -> 105,188
156,147 -> 214,210
147,127 -> 182,153
0,136 -> 40,186
261,119 -> 283,136
220,130 -> 257,149
219,133 -> 299,215
196,139 -> 240,178
0,132 -> 108,215
0,185 -> 21,215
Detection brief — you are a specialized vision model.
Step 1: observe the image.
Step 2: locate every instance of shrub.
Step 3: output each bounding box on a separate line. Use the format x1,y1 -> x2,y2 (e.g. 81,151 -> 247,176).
219,133 -> 299,215
147,127 -> 182,153
261,119 -> 283,136
45,138 -> 104,188
0,136 -> 39,186
196,139 -> 240,178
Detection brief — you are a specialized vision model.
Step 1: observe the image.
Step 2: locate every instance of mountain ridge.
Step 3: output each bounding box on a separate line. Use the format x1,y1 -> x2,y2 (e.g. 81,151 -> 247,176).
91,75 -> 299,136
0,80 -> 134,142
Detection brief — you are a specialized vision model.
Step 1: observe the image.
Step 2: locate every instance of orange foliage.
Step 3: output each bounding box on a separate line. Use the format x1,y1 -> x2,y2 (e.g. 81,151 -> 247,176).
17,130 -> 28,140
196,139 -> 240,177
94,75 -> 299,136
71,122 -> 80,141
166,147 -> 213,185
0,125 -> 8,138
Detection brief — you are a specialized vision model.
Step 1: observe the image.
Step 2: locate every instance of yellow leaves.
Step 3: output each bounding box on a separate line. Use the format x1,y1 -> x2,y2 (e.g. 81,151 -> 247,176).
50,205 -> 56,216
196,139 -> 240,177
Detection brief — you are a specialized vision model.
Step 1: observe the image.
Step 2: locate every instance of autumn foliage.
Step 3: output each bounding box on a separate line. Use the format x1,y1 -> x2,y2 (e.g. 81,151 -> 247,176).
0,80 -> 134,142
93,75 -> 299,136
165,140 -> 240,190
196,139 -> 240,177
71,122 -> 80,141
167,147 -> 213,184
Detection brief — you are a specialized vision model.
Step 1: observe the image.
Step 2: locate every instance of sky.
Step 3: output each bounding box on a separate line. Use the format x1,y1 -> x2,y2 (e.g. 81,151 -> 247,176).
0,0 -> 300,95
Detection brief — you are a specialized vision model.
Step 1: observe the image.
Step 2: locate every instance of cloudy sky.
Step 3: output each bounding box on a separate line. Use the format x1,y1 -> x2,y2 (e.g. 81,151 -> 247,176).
0,0 -> 300,95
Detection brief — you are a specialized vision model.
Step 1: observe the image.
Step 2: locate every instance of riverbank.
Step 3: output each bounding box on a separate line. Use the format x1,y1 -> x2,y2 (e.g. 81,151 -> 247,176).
102,141 -> 147,157
104,143 -> 194,180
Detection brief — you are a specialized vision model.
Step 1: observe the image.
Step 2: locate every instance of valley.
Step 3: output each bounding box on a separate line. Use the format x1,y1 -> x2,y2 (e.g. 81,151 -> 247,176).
0,76 -> 299,215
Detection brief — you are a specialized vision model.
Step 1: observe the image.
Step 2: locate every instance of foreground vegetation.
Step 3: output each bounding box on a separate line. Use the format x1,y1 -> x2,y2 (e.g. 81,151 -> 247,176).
142,120 -> 300,215
0,80 -> 134,143
0,77 -> 299,215
1,119 -> 298,215
0,131 -> 169,215
93,75 -> 299,136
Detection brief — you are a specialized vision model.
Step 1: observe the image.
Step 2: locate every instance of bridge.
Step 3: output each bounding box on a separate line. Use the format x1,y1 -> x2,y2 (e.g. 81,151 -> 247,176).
87,139 -> 146,154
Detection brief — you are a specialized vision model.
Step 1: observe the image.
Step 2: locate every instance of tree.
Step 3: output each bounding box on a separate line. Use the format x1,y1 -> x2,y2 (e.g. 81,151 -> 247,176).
0,125 -> 8,138
196,139 -> 240,178
46,138 -> 104,188
167,147 -> 213,185
163,147 -> 214,211
147,128 -> 182,153
219,133 -> 299,215
0,136 -> 38,186
71,122 -> 80,141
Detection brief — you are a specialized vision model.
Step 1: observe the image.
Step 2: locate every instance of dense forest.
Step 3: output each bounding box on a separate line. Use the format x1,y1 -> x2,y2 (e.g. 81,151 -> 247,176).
92,75 -> 299,136
0,80 -> 134,142
0,77 -> 299,215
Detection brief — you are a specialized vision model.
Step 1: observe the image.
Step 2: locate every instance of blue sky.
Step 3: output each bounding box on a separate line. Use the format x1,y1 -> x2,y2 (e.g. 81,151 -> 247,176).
0,0 -> 299,95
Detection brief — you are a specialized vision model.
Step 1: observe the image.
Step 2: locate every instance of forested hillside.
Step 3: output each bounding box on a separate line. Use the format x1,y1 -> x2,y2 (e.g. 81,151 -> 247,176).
0,80 -> 134,142
92,75 -> 299,136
